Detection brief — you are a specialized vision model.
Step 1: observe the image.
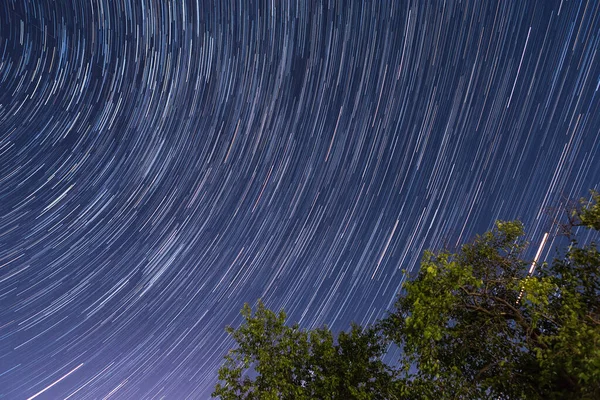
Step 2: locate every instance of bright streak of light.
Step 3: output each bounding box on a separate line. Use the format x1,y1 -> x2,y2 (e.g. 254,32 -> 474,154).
518,232 -> 549,304
26,364 -> 84,400
529,232 -> 549,274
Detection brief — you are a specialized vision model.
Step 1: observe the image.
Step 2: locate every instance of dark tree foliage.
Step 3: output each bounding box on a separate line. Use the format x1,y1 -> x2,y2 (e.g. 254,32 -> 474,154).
214,191 -> 600,399
212,302 -> 398,399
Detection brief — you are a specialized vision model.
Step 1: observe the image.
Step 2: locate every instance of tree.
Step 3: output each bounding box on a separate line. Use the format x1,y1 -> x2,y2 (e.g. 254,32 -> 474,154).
383,191 -> 600,399
214,191 -> 600,399
212,301 -> 398,399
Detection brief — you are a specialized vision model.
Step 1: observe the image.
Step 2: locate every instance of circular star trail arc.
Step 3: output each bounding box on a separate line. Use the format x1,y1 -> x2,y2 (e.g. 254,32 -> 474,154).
1,0 -> 599,398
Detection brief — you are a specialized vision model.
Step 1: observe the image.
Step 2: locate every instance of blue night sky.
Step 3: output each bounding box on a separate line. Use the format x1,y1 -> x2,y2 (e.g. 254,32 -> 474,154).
0,1 -> 599,398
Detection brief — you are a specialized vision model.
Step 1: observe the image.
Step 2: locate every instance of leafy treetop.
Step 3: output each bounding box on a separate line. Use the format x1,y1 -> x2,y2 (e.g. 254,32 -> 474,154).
214,191 -> 600,399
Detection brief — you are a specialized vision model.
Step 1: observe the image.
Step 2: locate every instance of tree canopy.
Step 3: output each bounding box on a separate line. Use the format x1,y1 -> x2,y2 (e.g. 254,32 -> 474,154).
213,191 -> 600,399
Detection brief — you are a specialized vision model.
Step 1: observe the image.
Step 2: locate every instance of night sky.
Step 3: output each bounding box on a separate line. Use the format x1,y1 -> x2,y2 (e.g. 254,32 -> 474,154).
1,0 -> 599,398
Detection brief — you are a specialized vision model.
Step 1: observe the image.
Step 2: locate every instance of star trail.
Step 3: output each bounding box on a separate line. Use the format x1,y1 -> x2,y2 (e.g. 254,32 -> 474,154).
1,0 -> 599,398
